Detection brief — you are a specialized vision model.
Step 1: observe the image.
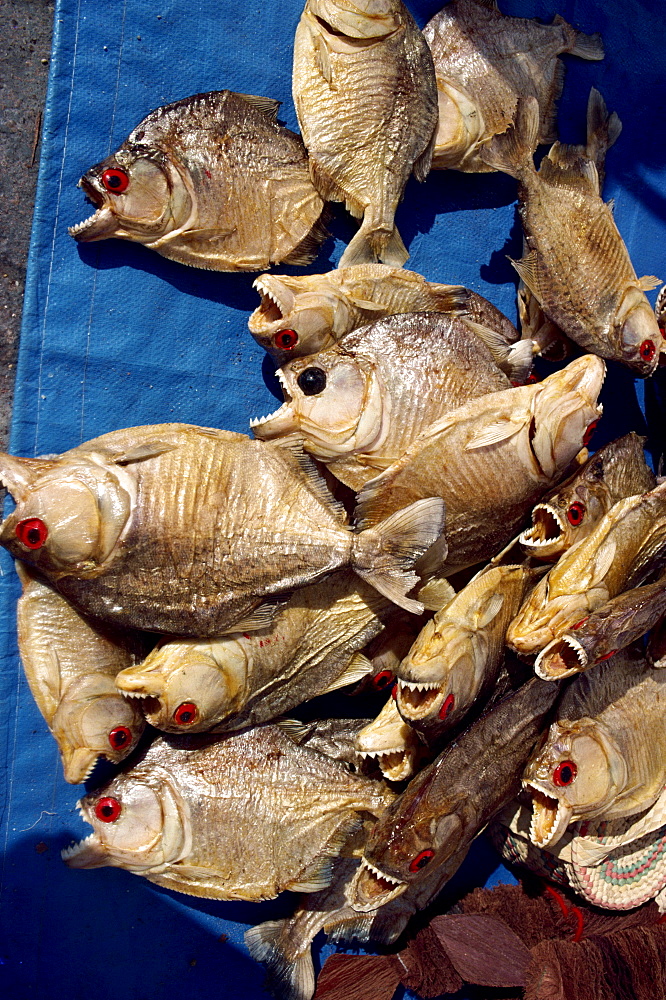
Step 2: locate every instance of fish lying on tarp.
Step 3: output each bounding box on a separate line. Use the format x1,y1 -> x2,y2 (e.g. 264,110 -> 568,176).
508,480 -> 666,657
519,433 -> 656,561
354,355 -> 605,575
481,89 -> 662,375
251,312 -> 513,490
115,572 -> 389,733
523,649 -> 666,849
535,571 -> 666,680
293,0 -> 438,266
62,725 -> 395,901
16,564 -> 147,783
424,0 -> 603,172
0,423 -> 445,634
69,90 -> 327,270
347,677 -> 559,912
248,264 -> 520,363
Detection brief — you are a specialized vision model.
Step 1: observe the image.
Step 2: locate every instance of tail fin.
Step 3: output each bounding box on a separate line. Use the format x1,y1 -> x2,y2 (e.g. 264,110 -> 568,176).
352,498 -> 445,614
585,87 -> 621,187
339,220 -> 409,268
479,97 -> 539,178
556,15 -> 604,62
245,920 -> 315,1000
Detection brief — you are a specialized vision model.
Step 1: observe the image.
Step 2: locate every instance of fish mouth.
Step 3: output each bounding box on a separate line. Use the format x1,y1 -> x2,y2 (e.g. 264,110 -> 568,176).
119,692 -> 162,723
535,634 -> 588,680
347,857 -> 407,912
248,277 -> 295,334
69,176 -> 120,242
524,781 -> 573,848
395,679 -> 442,720
357,746 -> 414,781
61,747 -> 101,785
249,369 -> 299,439
519,504 -> 566,559
61,832 -> 110,869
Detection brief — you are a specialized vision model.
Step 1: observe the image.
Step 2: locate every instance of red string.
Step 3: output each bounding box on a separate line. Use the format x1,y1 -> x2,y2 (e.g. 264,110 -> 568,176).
543,883 -> 585,942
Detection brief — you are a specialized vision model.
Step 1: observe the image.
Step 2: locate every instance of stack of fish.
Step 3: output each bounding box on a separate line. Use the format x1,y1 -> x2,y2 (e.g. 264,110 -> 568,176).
7,0 -> 666,998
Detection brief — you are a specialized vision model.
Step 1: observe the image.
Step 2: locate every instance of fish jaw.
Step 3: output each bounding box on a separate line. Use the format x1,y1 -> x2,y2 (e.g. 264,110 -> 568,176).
61,832 -> 112,869
395,677 -> 445,721
69,202 -> 120,242
250,376 -> 300,441
346,856 -> 408,912
355,699 -> 421,781
61,747 -> 101,785
534,633 -> 589,680
506,579 -> 593,657
523,780 -> 573,848
519,502 -> 568,560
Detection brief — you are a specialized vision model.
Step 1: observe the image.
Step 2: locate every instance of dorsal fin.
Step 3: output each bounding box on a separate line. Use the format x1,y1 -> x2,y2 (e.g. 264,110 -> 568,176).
234,93 -> 281,121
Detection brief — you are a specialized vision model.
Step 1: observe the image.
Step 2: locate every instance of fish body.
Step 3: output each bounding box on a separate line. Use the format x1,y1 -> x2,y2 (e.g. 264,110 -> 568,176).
520,433 -> 656,561
354,355 -> 605,575
482,90 -> 662,375
16,564 -> 147,783
535,573 -> 666,680
293,0 -> 438,266
252,312 -> 512,490
0,424 -> 445,633
249,264 -> 518,362
508,481 -> 666,657
115,572 -> 388,732
395,565 -> 532,731
69,90 -> 326,270
62,726 -> 395,901
424,0 -> 603,172
348,677 -> 559,911
523,651 -> 666,849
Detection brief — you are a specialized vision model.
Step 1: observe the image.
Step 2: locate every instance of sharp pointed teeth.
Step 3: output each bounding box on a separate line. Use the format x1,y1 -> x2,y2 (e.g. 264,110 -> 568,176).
398,679 -> 438,694
561,634 -> 587,666
275,369 -> 289,389
61,833 -> 95,860
360,857 -> 402,887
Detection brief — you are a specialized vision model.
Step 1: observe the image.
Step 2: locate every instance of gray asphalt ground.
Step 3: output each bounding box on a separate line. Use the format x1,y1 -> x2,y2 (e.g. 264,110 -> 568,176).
0,1 -> 54,448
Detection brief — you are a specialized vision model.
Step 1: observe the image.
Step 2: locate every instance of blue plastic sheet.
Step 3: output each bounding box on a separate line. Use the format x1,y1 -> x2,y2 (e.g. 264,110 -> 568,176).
1,1 -> 665,997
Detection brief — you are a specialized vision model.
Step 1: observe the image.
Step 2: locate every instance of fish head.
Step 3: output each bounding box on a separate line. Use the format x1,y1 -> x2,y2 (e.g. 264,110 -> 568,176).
396,621 -> 480,725
52,674 -> 146,783
522,719 -> 626,848
354,697 -> 422,781
528,356 -> 605,480
506,573 -> 594,658
249,275 -> 350,360
0,455 -> 132,575
115,638 -> 250,732
69,137 -> 194,245
612,287 -> 661,377
62,763 -> 192,872
520,454 -> 610,560
307,0 -> 402,39
347,784 -> 465,911
251,353 -> 387,460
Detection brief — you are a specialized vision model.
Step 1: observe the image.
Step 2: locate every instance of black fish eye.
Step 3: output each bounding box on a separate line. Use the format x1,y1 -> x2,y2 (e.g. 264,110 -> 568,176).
297,367 -> 327,396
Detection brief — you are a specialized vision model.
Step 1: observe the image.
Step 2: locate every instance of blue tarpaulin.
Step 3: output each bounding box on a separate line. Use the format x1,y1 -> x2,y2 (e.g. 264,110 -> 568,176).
1,1 -> 665,997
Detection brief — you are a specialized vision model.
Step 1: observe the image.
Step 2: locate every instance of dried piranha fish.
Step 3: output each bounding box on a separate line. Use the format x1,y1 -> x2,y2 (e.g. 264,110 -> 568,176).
424,0 -> 603,172
251,312 -> 512,491
62,726 -> 395,901
519,433 -> 655,561
249,263 -> 520,363
69,90 -> 327,270
0,424 -> 445,634
481,89 -> 662,375
293,0 -> 438,266
16,564 -> 147,783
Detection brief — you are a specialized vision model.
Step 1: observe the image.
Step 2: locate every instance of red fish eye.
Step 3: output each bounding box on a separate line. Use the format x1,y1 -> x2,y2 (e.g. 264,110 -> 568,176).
572,617 -> 589,630
372,670 -> 394,690
101,168 -> 130,193
552,760 -> 577,787
95,797 -> 122,823
583,420 -> 598,447
173,702 -> 198,726
108,726 -> 132,751
525,373 -> 540,384
273,329 -> 298,350
409,849 -> 435,873
15,517 -> 48,549
439,693 -> 455,720
639,340 -> 656,362
566,502 -> 586,526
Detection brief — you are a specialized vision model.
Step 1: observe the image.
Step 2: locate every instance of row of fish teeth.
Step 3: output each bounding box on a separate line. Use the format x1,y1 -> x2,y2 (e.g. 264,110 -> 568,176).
524,782 -> 562,848
358,857 -> 403,888
249,401 -> 289,428
398,679 -> 439,694
122,689 -> 159,700
536,634 -> 587,674
358,747 -> 405,761
68,213 -> 98,234
61,833 -> 95,861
